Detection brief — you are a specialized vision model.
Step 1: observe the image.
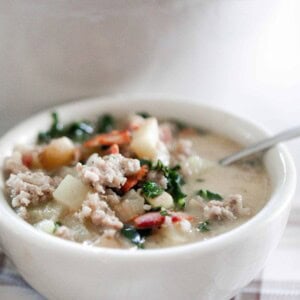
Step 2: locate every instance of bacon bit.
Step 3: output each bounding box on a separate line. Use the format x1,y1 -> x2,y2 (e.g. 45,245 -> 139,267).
133,211 -> 194,229
22,153 -> 33,168
133,212 -> 165,229
121,165 -> 148,193
83,130 -> 131,148
105,144 -> 119,155
171,212 -> 194,223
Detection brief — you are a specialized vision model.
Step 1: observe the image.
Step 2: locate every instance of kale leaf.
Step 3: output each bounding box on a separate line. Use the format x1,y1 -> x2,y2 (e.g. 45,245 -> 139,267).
38,112 -> 117,144
142,181 -> 164,198
97,114 -> 115,133
121,225 -> 146,249
197,189 -> 223,201
198,221 -> 210,232
38,112 -> 94,143
152,160 -> 186,209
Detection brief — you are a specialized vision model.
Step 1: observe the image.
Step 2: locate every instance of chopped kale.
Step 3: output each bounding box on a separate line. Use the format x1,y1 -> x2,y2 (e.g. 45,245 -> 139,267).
197,189 -> 223,201
64,120 -> 94,142
97,114 -> 115,133
160,208 -> 171,216
198,221 -> 210,232
121,225 -> 145,249
142,181 -> 164,198
137,112 -> 151,119
38,112 -> 64,143
152,160 -> 186,209
139,159 -> 153,168
53,221 -> 62,233
38,112 -> 94,143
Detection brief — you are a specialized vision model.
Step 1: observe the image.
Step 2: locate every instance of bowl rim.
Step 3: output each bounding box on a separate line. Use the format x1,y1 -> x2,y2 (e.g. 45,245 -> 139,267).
0,95 -> 297,259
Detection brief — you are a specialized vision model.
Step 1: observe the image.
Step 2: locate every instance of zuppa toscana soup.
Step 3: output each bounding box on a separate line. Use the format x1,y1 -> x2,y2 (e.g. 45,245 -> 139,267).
3,112 -> 270,249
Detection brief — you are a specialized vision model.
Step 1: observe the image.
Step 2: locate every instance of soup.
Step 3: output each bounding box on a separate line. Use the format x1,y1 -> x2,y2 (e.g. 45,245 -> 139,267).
3,112 -> 270,249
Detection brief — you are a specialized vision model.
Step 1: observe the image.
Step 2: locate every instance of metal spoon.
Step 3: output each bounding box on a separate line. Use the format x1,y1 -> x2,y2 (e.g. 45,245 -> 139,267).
219,126 -> 300,166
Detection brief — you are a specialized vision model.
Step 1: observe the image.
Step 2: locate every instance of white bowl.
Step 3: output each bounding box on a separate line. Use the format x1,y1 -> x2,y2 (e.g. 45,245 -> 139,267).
0,96 -> 296,300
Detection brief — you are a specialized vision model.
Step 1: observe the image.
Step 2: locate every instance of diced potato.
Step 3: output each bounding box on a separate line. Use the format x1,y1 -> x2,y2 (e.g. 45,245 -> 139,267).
155,141 -> 170,165
34,219 -> 55,234
182,155 -> 216,177
28,201 -> 65,224
57,166 -> 78,178
114,190 -> 145,222
185,198 -> 202,216
130,118 -> 159,160
39,137 -> 75,171
53,175 -> 89,210
147,191 -> 174,209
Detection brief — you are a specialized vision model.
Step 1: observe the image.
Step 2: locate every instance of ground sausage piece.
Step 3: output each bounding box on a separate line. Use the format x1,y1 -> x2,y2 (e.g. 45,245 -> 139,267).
76,193 -> 123,231
16,206 -> 29,220
104,189 -> 122,207
170,139 -> 194,164
147,170 -> 168,189
199,194 -> 250,221
159,122 -> 176,145
6,171 -> 61,208
55,226 -> 74,241
76,153 -> 141,193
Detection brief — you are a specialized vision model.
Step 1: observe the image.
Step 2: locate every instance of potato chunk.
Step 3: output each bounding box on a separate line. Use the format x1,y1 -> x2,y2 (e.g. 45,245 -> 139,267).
147,191 -> 174,209
34,219 -> 55,234
130,118 -> 159,160
53,175 -> 89,210
114,190 -> 145,222
39,137 -> 75,171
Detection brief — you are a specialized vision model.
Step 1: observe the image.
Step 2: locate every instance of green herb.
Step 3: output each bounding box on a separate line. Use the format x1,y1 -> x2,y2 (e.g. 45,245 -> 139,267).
53,221 -> 62,233
160,208 -> 171,216
197,189 -> 223,201
38,112 -> 94,144
38,112 -> 64,143
152,160 -> 186,209
97,114 -> 115,133
64,121 -> 94,142
139,159 -> 153,168
142,181 -> 164,198
198,221 -> 210,232
137,112 -> 151,119
121,225 -> 145,249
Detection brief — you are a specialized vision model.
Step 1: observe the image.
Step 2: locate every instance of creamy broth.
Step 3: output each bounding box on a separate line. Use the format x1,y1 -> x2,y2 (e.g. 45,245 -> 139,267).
3,113 -> 271,249
146,133 -> 270,248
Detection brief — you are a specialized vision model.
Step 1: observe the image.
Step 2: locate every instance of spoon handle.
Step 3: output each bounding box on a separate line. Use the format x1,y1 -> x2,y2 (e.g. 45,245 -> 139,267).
219,126 -> 300,166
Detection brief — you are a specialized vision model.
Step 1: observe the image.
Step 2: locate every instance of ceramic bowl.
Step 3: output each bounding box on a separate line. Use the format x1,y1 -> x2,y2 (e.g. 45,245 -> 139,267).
0,96 -> 296,300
